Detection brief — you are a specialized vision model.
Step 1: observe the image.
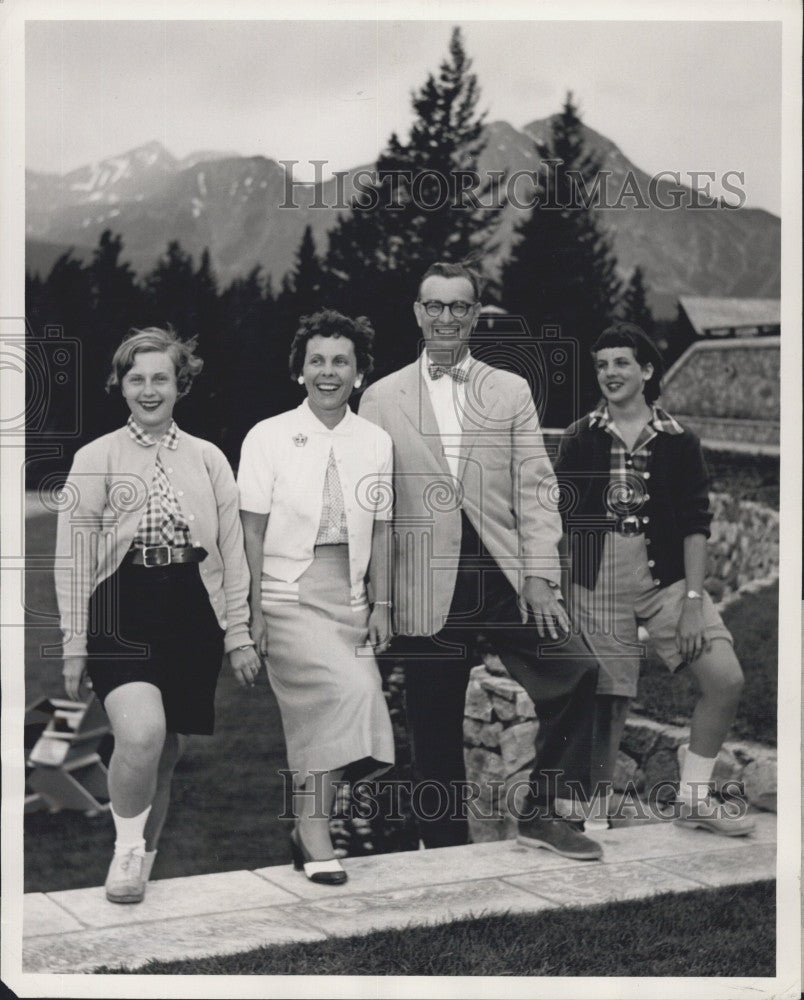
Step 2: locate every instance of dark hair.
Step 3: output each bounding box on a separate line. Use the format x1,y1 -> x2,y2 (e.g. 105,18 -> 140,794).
106,326 -> 203,398
418,261 -> 482,301
288,309 -> 375,381
592,322 -> 665,404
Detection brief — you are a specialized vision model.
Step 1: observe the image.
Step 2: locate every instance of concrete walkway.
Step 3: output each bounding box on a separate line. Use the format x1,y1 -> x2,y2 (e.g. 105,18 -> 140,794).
22,811 -> 775,974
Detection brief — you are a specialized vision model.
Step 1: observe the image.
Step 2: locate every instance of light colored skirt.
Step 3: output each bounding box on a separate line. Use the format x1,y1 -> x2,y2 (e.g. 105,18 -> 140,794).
261,544 -> 394,785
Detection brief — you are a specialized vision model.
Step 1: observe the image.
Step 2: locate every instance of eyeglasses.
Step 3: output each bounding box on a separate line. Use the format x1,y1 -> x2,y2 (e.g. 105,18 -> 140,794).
418,299 -> 476,319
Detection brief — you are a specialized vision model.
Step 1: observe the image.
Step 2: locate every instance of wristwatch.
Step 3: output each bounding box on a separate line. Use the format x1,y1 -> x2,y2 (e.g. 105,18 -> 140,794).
686,590 -> 703,600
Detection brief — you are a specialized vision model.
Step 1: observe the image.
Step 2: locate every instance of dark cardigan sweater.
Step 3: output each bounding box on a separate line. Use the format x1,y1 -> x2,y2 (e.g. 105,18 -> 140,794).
554,413 -> 713,591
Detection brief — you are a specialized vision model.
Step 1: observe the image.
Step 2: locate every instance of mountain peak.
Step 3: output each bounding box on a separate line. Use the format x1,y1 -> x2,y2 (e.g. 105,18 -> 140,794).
124,140 -> 177,169
485,120 -> 526,139
26,125 -> 780,316
178,149 -> 242,170
57,141 -> 178,202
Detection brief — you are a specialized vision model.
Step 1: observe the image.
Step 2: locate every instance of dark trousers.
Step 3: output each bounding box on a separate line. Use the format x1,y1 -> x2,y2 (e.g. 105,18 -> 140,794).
394,513 -> 599,848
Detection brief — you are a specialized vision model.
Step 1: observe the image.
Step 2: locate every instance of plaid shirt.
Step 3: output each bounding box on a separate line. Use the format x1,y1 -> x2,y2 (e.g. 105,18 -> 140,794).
315,447 -> 349,545
588,402 -> 684,519
127,417 -> 192,548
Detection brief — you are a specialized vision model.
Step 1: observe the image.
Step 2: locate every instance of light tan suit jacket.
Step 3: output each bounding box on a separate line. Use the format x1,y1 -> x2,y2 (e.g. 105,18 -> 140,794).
359,357 -> 562,636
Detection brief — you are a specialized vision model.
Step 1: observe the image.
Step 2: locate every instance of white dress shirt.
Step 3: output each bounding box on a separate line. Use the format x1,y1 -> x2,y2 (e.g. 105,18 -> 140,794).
421,349 -> 471,479
237,400 -> 393,600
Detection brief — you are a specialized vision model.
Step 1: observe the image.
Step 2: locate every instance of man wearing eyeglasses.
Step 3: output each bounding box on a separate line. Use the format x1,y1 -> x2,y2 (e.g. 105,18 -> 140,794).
359,261 -> 602,858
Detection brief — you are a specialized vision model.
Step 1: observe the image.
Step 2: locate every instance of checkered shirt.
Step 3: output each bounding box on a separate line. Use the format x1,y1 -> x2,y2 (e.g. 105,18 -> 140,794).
315,447 -> 349,545
589,402 -> 684,519
127,417 -> 192,548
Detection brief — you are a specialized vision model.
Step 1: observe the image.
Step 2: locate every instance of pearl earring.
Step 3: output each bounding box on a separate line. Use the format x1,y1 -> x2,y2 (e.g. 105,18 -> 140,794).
297,376 -> 304,385
354,376 -> 363,389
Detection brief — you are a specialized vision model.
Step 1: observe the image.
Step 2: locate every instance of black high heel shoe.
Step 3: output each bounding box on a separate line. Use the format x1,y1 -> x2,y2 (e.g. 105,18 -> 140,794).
289,827 -> 348,885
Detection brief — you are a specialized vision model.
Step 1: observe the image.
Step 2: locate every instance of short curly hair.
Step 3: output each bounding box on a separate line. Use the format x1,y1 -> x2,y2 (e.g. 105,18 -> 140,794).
106,327 -> 204,399
288,310 -> 375,382
592,322 -> 665,404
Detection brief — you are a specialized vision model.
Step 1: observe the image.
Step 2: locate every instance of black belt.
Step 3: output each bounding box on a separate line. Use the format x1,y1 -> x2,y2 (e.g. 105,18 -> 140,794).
612,515 -> 644,536
127,545 -> 208,567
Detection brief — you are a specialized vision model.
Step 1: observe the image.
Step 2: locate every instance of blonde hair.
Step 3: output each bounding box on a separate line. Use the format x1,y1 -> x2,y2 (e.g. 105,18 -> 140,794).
106,327 -> 203,398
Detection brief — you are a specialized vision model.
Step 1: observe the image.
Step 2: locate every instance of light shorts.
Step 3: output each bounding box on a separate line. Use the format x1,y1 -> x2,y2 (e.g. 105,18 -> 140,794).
570,532 -> 733,698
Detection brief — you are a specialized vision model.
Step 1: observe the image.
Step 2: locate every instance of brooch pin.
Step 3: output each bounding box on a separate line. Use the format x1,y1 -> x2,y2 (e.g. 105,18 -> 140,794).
293,433 -> 308,447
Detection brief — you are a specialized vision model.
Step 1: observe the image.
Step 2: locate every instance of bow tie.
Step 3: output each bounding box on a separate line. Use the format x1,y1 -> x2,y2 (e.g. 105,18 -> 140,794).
428,364 -> 469,383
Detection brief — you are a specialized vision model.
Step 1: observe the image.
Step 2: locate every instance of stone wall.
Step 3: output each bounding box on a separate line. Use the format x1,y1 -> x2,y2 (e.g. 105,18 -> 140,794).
706,494 -> 779,603
464,661 -> 778,843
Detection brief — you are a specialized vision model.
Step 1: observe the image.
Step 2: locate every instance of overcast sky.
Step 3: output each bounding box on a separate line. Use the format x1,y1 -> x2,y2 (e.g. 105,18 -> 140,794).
26,18 -> 783,214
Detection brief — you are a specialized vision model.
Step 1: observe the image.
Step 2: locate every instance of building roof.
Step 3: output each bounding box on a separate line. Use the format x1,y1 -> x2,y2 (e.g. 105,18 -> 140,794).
679,297 -> 780,336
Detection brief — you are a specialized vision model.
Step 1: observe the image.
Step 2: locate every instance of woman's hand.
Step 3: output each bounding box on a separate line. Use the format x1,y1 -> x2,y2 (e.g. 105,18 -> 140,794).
251,609 -> 269,660
676,599 -> 709,663
229,645 -> 262,688
368,604 -> 392,654
63,656 -> 88,701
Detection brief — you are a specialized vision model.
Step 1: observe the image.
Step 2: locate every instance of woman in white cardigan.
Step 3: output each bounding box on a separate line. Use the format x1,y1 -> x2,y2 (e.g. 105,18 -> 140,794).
55,327 -> 260,904
239,310 -> 395,886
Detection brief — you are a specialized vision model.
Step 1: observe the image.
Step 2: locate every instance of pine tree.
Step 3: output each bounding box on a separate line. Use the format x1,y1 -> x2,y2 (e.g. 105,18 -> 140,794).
323,27 -> 503,377
89,230 -> 142,322
221,265 -> 268,338
144,240 -> 197,330
82,231 -> 147,437
620,266 -> 654,335
38,250 -> 98,440
290,225 -> 325,307
276,225 -> 327,337
194,248 -> 219,327
143,241 -> 224,439
216,265 -> 282,458
501,93 -> 622,425
88,230 -> 144,367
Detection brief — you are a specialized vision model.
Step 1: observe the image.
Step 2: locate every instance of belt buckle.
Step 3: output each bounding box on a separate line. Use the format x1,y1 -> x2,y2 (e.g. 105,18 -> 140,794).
142,544 -> 172,567
618,515 -> 642,536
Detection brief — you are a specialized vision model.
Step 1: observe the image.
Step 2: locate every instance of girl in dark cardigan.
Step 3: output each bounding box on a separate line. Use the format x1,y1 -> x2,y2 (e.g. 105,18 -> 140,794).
555,322 -> 755,837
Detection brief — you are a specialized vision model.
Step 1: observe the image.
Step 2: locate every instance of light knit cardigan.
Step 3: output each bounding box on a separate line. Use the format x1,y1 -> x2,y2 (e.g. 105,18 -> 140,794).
55,425 -> 253,658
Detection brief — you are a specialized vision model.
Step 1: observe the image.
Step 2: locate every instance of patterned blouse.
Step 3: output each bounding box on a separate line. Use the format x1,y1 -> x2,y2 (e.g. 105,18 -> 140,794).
588,402 -> 684,519
314,447 -> 349,545
127,416 -> 192,548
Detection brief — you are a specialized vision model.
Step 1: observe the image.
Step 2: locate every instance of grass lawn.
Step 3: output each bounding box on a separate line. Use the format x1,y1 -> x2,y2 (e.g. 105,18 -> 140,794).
94,880 -> 775,977
23,509 -> 778,893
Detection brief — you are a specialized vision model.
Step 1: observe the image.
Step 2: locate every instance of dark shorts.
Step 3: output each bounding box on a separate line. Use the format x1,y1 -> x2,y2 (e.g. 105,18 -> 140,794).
86,556 -> 225,735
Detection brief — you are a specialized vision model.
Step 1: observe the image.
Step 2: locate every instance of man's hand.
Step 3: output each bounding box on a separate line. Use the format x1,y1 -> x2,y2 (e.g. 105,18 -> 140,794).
520,577 -> 570,639
63,656 -> 88,701
676,600 -> 709,663
368,604 -> 392,654
229,645 -> 262,688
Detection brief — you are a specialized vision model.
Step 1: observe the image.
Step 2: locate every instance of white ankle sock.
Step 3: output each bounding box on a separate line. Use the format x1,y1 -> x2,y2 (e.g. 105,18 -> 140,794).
586,788 -> 613,828
142,849 -> 157,881
677,750 -> 716,805
111,805 -> 151,855
553,796 -> 585,822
